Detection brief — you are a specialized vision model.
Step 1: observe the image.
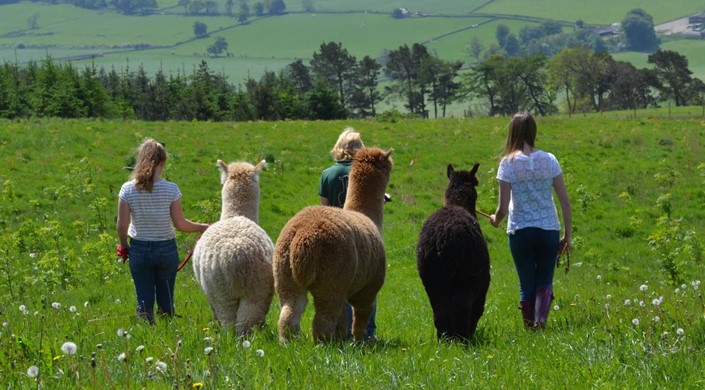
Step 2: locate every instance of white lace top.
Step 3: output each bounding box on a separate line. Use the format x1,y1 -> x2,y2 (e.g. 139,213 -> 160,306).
496,150 -> 562,234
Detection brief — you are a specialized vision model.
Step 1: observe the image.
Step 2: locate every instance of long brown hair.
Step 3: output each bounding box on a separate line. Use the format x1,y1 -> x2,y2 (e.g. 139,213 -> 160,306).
131,139 -> 167,192
503,112 -> 537,157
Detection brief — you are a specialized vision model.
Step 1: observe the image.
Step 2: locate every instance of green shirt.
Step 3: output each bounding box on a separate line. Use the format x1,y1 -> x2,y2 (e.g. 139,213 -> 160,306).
318,160 -> 353,208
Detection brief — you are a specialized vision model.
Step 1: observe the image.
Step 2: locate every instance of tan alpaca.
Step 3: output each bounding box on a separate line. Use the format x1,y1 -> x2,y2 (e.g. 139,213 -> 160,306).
192,160 -> 274,336
274,148 -> 393,343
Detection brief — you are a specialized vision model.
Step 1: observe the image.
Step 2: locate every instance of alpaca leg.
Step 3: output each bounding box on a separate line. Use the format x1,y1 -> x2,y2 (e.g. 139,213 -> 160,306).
236,291 -> 274,337
311,294 -> 346,342
465,292 -> 488,340
277,292 -> 307,343
209,296 -> 240,327
347,293 -> 377,341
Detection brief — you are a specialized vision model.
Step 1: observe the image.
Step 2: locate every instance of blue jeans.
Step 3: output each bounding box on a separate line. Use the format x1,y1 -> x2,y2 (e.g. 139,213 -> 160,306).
508,228 -> 559,301
345,301 -> 377,339
128,238 -> 179,322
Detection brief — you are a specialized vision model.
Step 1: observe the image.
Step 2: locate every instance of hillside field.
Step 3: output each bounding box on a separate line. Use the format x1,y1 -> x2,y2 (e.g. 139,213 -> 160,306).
1,0 -> 704,85
0,113 -> 704,387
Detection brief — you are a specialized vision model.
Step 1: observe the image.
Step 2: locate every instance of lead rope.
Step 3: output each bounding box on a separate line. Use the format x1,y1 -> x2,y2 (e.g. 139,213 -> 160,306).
177,233 -> 202,272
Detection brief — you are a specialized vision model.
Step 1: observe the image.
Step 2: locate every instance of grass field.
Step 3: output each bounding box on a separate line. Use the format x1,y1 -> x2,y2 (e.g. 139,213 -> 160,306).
2,0 -> 705,87
0,113 -> 704,387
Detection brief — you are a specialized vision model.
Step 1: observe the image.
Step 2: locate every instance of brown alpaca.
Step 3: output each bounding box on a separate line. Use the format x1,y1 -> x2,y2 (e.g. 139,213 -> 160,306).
273,148 -> 393,343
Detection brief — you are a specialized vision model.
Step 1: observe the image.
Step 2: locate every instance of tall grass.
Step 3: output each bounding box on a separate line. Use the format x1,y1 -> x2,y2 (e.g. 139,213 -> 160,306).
0,115 -> 703,388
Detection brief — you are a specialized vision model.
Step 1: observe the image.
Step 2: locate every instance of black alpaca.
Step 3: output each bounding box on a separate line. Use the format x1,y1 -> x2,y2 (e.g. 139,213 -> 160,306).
416,163 -> 490,342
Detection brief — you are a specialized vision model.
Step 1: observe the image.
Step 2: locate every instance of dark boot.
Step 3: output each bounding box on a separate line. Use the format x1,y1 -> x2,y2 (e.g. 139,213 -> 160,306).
519,300 -> 535,328
534,287 -> 554,328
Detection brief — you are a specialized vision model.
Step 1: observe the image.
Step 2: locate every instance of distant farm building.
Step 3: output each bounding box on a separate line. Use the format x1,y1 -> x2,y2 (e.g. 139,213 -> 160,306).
688,12 -> 705,24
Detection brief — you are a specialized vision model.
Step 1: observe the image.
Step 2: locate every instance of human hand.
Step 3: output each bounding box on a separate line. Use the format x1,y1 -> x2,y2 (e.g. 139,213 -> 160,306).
490,214 -> 500,228
116,244 -> 129,263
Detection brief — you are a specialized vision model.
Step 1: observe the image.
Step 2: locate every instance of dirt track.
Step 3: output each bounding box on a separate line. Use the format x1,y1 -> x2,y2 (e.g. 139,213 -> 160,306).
654,17 -> 692,35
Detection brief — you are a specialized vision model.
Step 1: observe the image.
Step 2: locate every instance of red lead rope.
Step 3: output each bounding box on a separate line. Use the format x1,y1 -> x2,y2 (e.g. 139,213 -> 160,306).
177,233 -> 202,272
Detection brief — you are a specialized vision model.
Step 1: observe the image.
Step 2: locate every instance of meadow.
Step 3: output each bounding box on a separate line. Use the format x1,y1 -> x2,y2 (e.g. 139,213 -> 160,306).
1,112 -> 704,388
2,0 -> 705,86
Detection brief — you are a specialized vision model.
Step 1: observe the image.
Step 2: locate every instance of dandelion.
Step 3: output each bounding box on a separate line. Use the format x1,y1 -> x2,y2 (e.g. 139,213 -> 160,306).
117,329 -> 125,337
53,355 -> 61,362
51,302 -> 61,309
653,316 -> 660,323
639,284 -> 648,292
19,304 -> 28,314
632,318 -> 640,326
69,306 -> 77,313
675,288 -> 680,294
145,357 -> 154,364
61,342 -> 77,355
681,283 -> 687,290
29,253 -> 36,258
27,366 -> 39,378
114,299 -> 121,304
204,346 -> 214,355
2,322 -> 8,328
692,280 -> 701,291
242,340 -> 251,349
624,299 -> 632,306
676,328 -> 684,335
96,343 -> 103,349
255,349 -> 265,357
606,294 -> 611,300
155,360 -> 167,373
84,301 -> 89,307
204,337 -> 214,343
604,303 -> 610,309
117,352 -> 127,362
652,298 -> 661,306
193,383 -> 204,389
136,345 -> 145,353
554,305 -> 560,311
597,275 -> 602,281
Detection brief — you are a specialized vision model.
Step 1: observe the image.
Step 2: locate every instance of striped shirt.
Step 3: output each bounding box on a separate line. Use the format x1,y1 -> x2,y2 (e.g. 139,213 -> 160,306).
119,179 -> 182,241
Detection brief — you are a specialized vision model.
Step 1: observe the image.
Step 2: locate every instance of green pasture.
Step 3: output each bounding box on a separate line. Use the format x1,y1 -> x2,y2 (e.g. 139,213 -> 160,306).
0,114 -> 704,388
481,0 -> 704,25
614,38 -> 705,82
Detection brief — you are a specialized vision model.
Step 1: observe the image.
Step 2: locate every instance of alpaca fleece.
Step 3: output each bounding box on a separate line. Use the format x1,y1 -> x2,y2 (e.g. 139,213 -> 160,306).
416,163 -> 490,342
274,148 -> 392,343
192,160 -> 274,336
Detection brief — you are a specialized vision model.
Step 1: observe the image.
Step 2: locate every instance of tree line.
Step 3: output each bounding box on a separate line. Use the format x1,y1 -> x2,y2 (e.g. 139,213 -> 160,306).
0,43 -> 703,121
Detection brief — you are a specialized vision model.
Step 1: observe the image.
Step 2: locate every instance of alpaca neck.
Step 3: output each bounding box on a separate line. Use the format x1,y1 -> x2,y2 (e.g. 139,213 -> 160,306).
220,198 -> 259,224
344,189 -> 384,233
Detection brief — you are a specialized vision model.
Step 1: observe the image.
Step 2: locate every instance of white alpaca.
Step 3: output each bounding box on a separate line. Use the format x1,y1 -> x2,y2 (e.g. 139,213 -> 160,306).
191,159 -> 274,336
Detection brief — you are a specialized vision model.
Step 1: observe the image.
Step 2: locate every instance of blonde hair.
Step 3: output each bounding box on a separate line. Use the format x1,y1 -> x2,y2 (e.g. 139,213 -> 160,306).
503,112 -> 537,157
330,127 -> 364,161
131,138 -> 167,192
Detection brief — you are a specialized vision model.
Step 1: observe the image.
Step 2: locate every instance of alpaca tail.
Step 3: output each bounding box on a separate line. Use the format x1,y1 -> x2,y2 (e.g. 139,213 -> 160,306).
287,230 -> 321,288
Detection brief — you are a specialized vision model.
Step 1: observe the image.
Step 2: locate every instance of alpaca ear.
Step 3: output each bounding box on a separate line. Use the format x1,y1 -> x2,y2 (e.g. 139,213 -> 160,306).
470,162 -> 480,176
217,160 -> 228,184
254,159 -> 267,174
383,148 -> 394,159
447,164 -> 455,179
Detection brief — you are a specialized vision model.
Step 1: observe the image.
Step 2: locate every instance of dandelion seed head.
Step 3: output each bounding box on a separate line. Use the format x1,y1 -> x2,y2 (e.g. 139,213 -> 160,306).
255,349 -> 265,357
33,311 -> 39,316
69,306 -> 77,313
19,304 -> 26,312
203,337 -> 214,343
145,357 -> 154,364
675,288 -> 680,294
653,316 -> 660,323
606,294 -> 611,300
676,328 -> 684,335
681,283 -> 687,289
242,340 -> 251,349
554,305 -> 560,311
136,345 -> 145,353
632,318 -> 640,326
639,284 -> 648,292
51,302 -> 61,309
84,301 -> 89,307
61,341 -> 77,355
29,253 -> 36,258
117,329 -> 125,337
117,352 -> 127,362
2,322 -> 8,328
604,303 -> 610,309
652,298 -> 661,306
597,275 -> 602,281
114,299 -> 121,304
624,299 -> 631,306
204,346 -> 214,355
155,360 -> 167,373
27,366 -> 39,378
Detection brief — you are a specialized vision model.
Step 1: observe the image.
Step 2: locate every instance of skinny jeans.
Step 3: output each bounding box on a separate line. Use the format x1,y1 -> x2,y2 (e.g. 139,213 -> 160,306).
128,238 -> 179,322
508,227 -> 559,301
